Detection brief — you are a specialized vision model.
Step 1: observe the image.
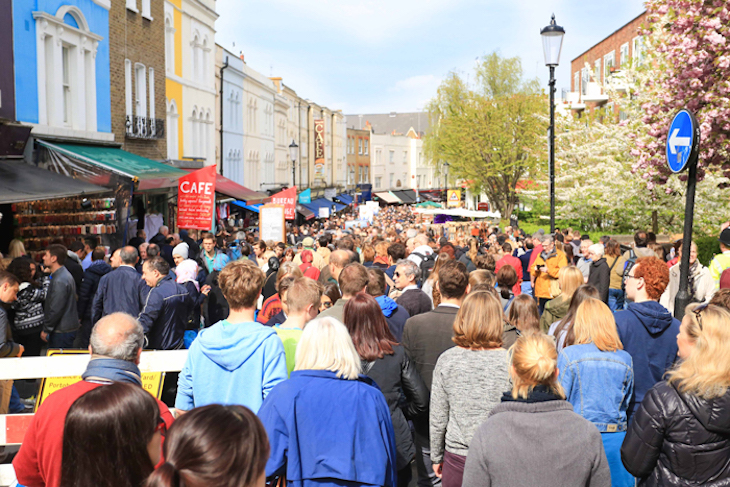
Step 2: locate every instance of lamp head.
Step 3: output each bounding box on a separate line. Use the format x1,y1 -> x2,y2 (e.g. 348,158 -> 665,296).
540,14 -> 565,67
289,139 -> 299,162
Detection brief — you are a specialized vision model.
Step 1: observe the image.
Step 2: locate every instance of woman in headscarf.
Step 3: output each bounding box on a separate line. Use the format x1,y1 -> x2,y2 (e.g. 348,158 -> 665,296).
175,259 -> 210,330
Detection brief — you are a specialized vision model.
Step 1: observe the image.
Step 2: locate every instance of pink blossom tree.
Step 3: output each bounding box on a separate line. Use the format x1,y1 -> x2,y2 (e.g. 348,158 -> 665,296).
633,0 -> 730,183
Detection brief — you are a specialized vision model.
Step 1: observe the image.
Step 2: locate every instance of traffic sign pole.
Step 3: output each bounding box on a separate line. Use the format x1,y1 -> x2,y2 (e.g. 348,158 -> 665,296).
668,109 -> 701,320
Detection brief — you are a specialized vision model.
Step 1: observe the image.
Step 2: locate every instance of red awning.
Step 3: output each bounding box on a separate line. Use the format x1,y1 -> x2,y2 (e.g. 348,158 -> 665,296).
183,170 -> 268,204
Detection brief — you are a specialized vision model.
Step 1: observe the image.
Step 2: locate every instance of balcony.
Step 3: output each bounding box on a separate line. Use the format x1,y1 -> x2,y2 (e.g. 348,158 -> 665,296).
605,70 -> 629,93
582,82 -> 609,104
564,91 -> 585,111
125,116 -> 165,140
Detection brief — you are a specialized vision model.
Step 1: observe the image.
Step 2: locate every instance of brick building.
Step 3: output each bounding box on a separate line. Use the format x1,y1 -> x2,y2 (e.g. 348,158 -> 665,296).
346,128 -> 371,189
566,11 -> 647,119
110,0 -> 167,160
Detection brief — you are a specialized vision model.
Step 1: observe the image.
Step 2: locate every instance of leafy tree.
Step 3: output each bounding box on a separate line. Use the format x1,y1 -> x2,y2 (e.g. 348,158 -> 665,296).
424,52 -> 546,219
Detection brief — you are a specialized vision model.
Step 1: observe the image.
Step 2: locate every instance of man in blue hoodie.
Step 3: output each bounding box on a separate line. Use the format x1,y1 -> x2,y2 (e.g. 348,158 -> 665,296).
615,256 -> 680,420
366,267 -> 410,341
175,259 -> 288,414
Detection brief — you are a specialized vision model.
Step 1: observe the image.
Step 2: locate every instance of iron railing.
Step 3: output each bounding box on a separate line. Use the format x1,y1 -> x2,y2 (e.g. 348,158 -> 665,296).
125,116 -> 165,139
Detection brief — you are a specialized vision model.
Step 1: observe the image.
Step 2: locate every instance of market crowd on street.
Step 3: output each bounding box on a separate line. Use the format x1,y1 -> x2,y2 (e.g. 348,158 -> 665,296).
2,204 -> 730,487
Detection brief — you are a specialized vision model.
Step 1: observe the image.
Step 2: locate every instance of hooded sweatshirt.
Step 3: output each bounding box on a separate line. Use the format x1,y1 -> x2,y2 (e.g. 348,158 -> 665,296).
175,319 -> 288,413
375,295 -> 410,342
614,300 -> 680,418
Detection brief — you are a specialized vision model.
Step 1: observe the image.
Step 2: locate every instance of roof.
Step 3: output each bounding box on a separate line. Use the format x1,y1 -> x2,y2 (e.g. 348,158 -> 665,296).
571,11 -> 647,62
345,112 -> 430,137
0,161 -> 110,204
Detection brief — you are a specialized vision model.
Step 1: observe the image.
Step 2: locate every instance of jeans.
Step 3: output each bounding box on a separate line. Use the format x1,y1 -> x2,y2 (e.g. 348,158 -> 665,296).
48,331 -> 76,349
520,281 -> 533,297
538,297 -> 551,315
608,289 -> 625,312
413,418 -> 441,487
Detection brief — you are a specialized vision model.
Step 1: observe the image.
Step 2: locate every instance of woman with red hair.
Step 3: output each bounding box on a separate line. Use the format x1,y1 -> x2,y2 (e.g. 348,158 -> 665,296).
298,250 -> 320,280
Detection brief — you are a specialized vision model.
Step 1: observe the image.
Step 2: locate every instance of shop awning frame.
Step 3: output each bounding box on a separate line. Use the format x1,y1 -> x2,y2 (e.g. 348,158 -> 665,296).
392,189 -> 417,204
334,193 -> 353,205
301,198 -> 347,217
374,191 -> 402,204
232,201 -> 262,213
0,161 -> 110,204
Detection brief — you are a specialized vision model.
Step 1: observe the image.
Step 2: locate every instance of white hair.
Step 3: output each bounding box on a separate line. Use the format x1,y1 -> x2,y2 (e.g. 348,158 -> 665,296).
588,243 -> 605,258
294,317 -> 361,380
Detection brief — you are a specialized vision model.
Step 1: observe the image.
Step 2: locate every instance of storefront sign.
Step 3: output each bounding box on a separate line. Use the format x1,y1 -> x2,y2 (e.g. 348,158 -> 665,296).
178,165 -> 216,230
259,205 -> 286,243
298,188 -> 311,204
314,119 -> 325,180
36,350 -> 163,411
318,207 -> 330,218
270,187 -> 297,220
447,189 -> 461,208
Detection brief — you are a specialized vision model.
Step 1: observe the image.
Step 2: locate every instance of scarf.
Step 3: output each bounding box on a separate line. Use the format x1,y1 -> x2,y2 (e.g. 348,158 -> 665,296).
82,358 -> 143,386
501,384 -> 563,404
175,259 -> 200,291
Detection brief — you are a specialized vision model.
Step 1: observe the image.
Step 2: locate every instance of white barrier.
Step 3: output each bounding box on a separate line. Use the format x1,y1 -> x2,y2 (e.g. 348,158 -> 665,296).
0,350 -> 188,487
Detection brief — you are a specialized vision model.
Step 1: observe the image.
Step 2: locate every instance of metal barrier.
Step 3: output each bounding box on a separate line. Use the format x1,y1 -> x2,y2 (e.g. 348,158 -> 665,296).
0,350 -> 188,486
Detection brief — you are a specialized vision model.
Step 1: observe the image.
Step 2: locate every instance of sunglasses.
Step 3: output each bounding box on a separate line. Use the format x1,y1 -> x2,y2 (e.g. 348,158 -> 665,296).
155,416 -> 167,437
693,302 -> 709,331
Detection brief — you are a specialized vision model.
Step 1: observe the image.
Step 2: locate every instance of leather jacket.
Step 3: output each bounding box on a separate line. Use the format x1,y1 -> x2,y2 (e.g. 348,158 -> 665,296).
138,274 -> 194,350
621,380 -> 730,486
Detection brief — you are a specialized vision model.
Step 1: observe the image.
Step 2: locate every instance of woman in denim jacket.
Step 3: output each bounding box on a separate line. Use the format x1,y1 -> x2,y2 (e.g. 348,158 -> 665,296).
558,298 -> 634,487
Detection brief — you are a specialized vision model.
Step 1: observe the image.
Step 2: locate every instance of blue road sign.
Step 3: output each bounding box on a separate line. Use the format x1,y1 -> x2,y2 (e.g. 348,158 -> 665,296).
666,109 -> 699,173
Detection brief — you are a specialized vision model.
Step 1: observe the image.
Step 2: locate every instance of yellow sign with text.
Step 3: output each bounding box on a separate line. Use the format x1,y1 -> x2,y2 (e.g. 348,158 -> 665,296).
36,350 -> 165,411
447,189 -> 461,207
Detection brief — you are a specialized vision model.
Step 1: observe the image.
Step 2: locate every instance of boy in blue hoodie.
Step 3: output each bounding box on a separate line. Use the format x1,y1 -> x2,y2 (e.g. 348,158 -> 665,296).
175,260 -> 288,413
366,268 -> 410,341
615,256 -> 680,420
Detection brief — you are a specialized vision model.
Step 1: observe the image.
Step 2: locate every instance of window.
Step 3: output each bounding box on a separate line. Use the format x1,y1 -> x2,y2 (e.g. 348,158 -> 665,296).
364,139 -> 369,155
403,150 -> 408,163
125,59 -> 132,120
375,176 -> 382,189
574,72 -> 579,93
389,150 -> 394,164
148,68 -> 155,121
594,59 -> 600,82
581,68 -> 590,95
141,0 -> 151,19
632,36 -> 645,65
358,138 -> 362,155
135,63 -> 147,118
191,108 -> 198,156
389,173 -> 394,188
603,51 -> 615,83
165,16 -> 175,74
620,43 -> 629,67
167,99 -> 178,159
62,46 -> 71,125
376,149 -> 382,165
359,167 -> 363,183
126,0 -> 137,12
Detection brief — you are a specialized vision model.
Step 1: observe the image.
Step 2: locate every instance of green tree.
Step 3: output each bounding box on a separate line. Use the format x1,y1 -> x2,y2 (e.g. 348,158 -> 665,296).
424,52 -> 547,219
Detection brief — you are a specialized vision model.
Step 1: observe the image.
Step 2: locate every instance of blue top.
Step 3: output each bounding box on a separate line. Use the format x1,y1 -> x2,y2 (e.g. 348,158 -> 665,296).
558,343 -> 633,432
614,301 -> 680,419
258,370 -> 397,487
175,320 -> 288,412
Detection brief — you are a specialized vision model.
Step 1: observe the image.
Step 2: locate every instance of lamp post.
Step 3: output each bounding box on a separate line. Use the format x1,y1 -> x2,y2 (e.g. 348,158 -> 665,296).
443,162 -> 450,202
541,14 -> 565,234
289,139 -> 299,188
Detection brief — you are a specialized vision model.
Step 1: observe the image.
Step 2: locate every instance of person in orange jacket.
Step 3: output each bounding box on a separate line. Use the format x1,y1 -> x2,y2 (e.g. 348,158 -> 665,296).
531,236 -> 568,314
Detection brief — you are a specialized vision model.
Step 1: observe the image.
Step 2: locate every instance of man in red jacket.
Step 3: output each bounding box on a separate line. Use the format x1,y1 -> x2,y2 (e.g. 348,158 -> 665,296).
495,242 -> 523,296
13,313 -> 174,487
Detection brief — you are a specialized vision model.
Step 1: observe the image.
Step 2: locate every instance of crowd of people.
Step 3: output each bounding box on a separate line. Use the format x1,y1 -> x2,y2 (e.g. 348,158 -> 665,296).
2,204 -> 730,487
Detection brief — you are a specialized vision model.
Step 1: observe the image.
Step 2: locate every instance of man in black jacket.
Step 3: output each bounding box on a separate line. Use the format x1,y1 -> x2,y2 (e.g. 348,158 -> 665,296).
402,260 -> 469,487
587,243 -> 610,304
76,247 -> 112,348
91,246 -> 146,324
394,260 -> 432,318
42,244 -> 79,348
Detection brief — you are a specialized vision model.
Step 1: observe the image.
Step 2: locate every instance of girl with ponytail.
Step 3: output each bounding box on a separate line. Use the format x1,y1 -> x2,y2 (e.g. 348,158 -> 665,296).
145,404 -> 269,487
461,332 -> 611,487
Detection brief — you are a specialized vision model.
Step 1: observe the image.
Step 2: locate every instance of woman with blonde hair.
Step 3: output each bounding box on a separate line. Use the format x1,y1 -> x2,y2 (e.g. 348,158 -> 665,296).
622,303 -> 730,485
540,265 -> 585,332
8,239 -> 26,259
468,269 -> 496,293
559,298 -> 634,487
258,317 -> 397,486
430,291 -> 511,487
462,332 -> 610,487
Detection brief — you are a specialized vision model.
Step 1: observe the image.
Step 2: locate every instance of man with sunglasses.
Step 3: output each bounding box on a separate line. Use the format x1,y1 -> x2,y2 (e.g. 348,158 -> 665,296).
14,313 -> 174,487
614,256 -> 680,421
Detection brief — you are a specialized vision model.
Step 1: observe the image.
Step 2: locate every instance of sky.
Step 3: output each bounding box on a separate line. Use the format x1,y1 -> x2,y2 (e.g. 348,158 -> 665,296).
215,0 -> 646,115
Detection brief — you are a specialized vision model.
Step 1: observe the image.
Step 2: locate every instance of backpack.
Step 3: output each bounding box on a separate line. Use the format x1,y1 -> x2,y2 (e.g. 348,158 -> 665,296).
226,241 -> 243,261
412,252 -> 437,286
621,249 -> 638,291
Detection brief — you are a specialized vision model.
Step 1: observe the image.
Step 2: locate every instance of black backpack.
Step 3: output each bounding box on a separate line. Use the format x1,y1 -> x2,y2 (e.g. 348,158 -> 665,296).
621,249 -> 638,291
412,252 -> 437,286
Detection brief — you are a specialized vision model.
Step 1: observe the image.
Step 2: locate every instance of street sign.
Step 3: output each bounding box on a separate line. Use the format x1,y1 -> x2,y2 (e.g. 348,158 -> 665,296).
666,109 -> 700,173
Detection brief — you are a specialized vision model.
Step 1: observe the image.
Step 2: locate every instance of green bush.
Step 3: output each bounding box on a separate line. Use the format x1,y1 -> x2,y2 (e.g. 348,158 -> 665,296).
695,236 -> 720,267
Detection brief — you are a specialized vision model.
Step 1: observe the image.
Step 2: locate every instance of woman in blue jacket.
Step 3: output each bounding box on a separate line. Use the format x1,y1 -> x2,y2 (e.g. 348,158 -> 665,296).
558,298 -> 634,487
258,316 -> 398,487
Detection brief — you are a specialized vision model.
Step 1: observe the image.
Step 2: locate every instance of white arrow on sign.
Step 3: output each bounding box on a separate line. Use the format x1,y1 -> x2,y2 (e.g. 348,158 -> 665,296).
669,128 -> 690,155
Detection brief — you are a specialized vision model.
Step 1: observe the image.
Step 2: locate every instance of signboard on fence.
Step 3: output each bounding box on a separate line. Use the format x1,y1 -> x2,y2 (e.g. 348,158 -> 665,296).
318,207 -> 330,219
259,205 -> 286,243
178,165 -> 216,230
36,350 -> 164,411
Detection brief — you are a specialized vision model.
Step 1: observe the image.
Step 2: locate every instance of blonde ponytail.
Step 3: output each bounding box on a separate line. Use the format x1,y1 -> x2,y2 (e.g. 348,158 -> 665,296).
509,331 -> 565,400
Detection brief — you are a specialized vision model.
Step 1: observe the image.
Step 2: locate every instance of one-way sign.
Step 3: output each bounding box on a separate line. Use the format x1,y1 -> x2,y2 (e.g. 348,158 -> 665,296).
666,109 -> 700,173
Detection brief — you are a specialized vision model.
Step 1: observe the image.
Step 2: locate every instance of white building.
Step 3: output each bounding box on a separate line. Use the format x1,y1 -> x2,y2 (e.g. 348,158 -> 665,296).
215,45 -> 244,183
241,63 -> 279,191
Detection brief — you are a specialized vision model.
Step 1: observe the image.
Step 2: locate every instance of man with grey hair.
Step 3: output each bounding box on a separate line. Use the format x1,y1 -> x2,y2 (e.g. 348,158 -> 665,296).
408,233 -> 434,267
577,239 -> 594,282
150,225 -> 169,246
13,313 -> 174,487
586,243 -> 610,304
394,259 -> 432,318
91,246 -> 146,325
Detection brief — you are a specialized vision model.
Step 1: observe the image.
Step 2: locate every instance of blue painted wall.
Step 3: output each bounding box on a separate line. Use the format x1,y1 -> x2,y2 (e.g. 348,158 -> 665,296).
13,0 -> 111,133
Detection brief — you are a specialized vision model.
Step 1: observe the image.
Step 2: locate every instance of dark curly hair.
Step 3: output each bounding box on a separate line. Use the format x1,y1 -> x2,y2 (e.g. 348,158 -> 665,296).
634,256 -> 670,300
7,257 -> 39,288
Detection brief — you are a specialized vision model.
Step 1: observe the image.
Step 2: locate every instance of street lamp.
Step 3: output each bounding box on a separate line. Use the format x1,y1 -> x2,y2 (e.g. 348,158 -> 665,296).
541,13 -> 565,233
443,162 -> 450,202
289,139 -> 299,188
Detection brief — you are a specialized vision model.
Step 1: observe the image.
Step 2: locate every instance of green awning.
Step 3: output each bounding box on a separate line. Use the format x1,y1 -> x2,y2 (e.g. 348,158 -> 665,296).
37,140 -> 187,189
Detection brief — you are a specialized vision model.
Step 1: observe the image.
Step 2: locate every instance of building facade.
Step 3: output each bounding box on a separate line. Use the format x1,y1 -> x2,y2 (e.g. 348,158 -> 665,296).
215,45 -> 244,183
241,62 -> 277,191
164,0 -> 217,165
345,128 -> 371,189
12,0 -> 112,143
110,0 -> 167,159
0,0 -> 15,123
565,11 -> 647,118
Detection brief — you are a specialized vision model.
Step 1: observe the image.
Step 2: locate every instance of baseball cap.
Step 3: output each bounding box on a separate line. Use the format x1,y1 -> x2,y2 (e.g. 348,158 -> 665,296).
720,228 -> 730,246
302,237 -> 315,248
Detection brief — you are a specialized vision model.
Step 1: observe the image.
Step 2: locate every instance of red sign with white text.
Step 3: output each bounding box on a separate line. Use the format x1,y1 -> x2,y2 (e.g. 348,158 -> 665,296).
270,186 -> 297,220
178,165 -> 216,230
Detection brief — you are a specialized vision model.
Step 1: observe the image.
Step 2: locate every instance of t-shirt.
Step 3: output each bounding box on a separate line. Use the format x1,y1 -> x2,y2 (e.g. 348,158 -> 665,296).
274,325 -> 303,376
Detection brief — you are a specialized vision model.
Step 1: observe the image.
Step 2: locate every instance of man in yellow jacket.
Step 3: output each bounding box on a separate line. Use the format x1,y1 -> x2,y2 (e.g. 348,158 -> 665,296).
531,236 -> 568,314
